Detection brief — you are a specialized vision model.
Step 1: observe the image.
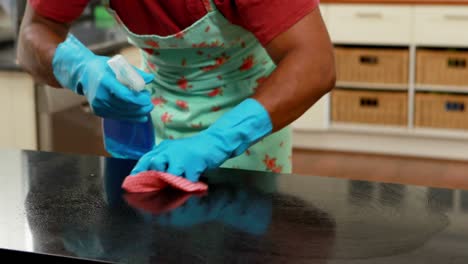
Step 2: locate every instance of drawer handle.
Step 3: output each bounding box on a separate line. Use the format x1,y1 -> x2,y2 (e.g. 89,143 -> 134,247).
360,55 -> 379,65
447,58 -> 466,69
360,97 -> 379,107
355,12 -> 383,19
444,14 -> 468,21
445,101 -> 465,112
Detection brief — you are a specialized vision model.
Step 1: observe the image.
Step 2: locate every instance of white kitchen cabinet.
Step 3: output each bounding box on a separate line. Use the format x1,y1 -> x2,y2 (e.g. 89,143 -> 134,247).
293,4 -> 468,160
414,6 -> 468,47
0,72 -> 36,150
327,4 -> 413,45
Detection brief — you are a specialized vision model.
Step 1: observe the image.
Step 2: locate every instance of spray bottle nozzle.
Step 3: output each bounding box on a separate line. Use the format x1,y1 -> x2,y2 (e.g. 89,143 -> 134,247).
107,55 -> 146,92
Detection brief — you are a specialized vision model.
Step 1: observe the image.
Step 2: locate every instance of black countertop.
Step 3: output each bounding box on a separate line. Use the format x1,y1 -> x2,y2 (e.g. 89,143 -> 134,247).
0,149 -> 467,263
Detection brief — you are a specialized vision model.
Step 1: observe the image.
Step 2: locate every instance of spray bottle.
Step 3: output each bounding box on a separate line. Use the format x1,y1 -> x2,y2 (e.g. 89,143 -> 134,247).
102,55 -> 154,160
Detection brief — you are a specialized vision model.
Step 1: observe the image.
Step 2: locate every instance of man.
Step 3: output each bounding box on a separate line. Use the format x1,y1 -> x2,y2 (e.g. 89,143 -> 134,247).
18,0 -> 335,182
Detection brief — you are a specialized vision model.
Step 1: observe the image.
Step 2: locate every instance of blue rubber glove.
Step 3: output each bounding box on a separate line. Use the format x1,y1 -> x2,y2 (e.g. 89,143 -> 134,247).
52,34 -> 154,122
131,98 -> 272,181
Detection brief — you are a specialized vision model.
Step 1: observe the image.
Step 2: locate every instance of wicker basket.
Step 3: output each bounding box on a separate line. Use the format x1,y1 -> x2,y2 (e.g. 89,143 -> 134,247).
417,49 -> 468,87
335,47 -> 409,84
332,89 -> 408,126
415,93 -> 468,130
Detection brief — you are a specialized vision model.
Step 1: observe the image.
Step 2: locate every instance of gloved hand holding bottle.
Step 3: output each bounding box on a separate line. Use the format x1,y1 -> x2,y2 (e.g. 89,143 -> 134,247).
52,34 -> 154,123
131,98 -> 273,181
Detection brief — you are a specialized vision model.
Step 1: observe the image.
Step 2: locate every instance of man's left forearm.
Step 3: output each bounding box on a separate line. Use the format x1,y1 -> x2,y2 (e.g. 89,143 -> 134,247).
253,7 -> 335,132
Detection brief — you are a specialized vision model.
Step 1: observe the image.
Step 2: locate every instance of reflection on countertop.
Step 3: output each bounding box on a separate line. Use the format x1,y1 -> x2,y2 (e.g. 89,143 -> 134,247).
0,149 -> 467,263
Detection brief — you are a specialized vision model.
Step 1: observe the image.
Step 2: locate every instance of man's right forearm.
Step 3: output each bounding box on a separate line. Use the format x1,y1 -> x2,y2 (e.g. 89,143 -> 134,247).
17,4 -> 70,87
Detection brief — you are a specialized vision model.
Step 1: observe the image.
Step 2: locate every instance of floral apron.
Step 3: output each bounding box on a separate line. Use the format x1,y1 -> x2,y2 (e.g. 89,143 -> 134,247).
104,0 -> 292,174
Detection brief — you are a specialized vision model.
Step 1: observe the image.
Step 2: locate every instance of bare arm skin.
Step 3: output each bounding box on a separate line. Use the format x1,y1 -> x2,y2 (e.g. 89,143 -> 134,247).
254,7 -> 336,131
17,3 -> 72,87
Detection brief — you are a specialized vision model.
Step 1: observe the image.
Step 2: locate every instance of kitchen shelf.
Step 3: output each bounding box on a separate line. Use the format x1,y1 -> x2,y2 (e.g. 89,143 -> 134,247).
293,3 -> 468,160
330,122 -> 468,140
330,123 -> 468,140
336,81 -> 409,91
333,42 -> 411,48
412,127 -> 468,140
330,123 -> 409,135
415,84 -> 468,94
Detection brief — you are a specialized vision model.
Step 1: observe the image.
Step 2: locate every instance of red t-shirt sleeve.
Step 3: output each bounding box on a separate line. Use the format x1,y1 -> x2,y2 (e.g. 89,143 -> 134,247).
217,0 -> 320,46
29,0 -> 89,23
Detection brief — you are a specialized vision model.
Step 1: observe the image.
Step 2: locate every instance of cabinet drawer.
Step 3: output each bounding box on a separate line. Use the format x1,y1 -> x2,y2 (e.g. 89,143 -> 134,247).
335,47 -> 409,84
332,89 -> 408,126
327,5 -> 412,45
416,49 -> 468,86
415,93 -> 468,130
414,6 -> 468,47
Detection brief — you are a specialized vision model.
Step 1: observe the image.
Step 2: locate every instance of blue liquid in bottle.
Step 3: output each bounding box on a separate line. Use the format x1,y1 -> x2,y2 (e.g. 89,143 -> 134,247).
103,115 -> 154,160
104,55 -> 155,160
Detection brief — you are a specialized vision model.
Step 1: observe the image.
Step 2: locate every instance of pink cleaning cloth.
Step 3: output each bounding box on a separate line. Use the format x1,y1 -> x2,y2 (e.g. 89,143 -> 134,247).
122,171 -> 208,193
